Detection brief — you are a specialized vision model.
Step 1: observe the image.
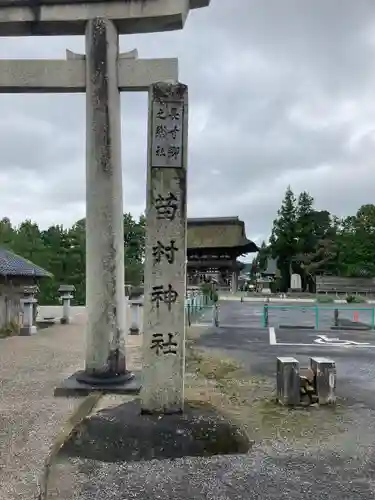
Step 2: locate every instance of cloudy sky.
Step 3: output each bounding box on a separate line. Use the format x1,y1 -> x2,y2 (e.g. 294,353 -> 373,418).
0,0 -> 375,249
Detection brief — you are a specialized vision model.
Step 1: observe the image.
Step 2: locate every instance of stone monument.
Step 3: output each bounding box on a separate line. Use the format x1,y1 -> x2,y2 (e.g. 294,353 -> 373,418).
59,78 -> 251,466
142,81 -> 188,414
290,273 -> 302,292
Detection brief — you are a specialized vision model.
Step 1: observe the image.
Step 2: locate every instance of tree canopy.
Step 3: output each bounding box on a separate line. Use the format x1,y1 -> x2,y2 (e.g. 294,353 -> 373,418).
0,214 -> 145,305
253,187 -> 375,292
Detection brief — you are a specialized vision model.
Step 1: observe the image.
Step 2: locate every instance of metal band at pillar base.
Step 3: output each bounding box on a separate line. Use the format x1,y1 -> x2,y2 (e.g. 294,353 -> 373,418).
75,370 -> 135,386
140,408 -> 183,416
54,369 -> 142,397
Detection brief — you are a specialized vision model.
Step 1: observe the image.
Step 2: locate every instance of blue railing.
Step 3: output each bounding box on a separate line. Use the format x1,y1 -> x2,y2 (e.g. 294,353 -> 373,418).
185,294 -> 216,326
262,304 -> 375,330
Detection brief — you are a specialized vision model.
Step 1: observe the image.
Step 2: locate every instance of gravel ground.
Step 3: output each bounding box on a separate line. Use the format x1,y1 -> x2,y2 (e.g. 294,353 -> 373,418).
43,302 -> 375,499
0,307 -> 141,500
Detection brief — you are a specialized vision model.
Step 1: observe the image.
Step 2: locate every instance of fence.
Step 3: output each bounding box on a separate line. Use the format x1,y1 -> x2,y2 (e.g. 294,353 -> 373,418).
262,304 -> 375,330
185,294 -> 218,326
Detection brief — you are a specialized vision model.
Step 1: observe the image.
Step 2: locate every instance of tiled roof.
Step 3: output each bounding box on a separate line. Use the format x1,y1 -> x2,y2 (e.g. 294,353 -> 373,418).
0,248 -> 52,278
187,217 -> 258,253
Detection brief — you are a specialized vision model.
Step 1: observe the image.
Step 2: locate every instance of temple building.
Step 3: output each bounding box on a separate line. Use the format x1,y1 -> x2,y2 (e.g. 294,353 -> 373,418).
187,217 -> 258,292
0,248 -> 51,332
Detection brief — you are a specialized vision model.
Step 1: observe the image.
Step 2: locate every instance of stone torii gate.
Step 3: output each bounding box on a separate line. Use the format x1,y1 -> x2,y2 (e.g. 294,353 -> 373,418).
0,0 -> 209,391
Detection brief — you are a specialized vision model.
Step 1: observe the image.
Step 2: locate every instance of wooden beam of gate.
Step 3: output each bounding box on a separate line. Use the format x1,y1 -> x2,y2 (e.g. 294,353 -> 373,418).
0,57 -> 178,93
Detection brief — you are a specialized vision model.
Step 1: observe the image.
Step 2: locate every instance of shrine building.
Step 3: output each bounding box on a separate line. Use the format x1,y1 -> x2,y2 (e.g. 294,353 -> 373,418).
187,217 -> 258,292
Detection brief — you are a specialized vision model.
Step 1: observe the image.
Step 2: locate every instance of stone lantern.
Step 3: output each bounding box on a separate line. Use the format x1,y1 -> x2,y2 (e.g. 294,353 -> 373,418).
58,284 -> 75,324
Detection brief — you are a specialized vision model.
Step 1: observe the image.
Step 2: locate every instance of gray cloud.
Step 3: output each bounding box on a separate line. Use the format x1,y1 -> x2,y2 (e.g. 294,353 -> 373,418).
0,0 -> 375,258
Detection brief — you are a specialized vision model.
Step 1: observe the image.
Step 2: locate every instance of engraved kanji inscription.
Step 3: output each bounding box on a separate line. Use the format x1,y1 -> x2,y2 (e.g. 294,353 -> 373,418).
169,106 -> 181,121
155,105 -> 181,121
154,192 -> 178,221
151,284 -> 178,311
150,332 -> 178,355
167,145 -> 180,160
152,240 -> 179,264
151,100 -> 184,168
154,124 -> 180,140
155,124 -> 168,139
155,145 -> 166,157
168,125 -> 180,140
156,106 -> 168,120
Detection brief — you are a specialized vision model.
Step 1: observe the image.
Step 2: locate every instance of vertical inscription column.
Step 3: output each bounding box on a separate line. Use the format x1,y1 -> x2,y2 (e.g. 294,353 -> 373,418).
84,18 -> 128,380
142,82 -> 188,414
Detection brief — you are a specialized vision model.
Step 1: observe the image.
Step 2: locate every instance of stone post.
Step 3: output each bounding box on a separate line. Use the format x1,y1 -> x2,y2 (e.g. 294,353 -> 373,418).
231,270 -> 238,293
58,284 -> 75,324
276,357 -> 300,406
20,286 -> 38,336
82,18 -> 129,383
212,304 -> 219,327
334,308 -> 339,327
310,357 -> 336,404
129,299 -> 142,335
142,81 -> 188,414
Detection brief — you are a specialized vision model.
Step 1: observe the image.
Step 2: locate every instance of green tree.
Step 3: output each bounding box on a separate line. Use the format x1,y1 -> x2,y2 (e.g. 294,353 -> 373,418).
0,217 -> 15,247
294,207 -> 337,290
335,204 -> 375,278
124,213 -> 145,286
270,186 -> 298,291
0,212 -> 146,305
253,240 -> 269,274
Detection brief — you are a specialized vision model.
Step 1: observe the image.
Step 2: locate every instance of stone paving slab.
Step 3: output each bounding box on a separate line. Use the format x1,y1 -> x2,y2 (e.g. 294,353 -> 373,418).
0,310 -> 142,500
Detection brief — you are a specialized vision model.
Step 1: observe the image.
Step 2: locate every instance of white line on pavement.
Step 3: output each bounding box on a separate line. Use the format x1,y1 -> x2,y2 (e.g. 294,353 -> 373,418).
269,327 -> 277,345
274,342 -> 375,348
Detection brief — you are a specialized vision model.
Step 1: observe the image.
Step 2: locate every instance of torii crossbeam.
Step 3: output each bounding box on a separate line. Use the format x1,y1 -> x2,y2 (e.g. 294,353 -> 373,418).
0,0 -> 210,393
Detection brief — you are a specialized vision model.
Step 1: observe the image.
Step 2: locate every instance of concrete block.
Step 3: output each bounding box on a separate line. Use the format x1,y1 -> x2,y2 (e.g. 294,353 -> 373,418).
276,357 -> 300,406
310,357 -> 336,404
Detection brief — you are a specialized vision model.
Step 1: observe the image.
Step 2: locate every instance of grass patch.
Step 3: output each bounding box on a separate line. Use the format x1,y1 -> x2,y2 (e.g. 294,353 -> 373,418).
0,321 -> 20,338
316,295 -> 335,304
346,294 -> 367,304
185,339 -> 348,451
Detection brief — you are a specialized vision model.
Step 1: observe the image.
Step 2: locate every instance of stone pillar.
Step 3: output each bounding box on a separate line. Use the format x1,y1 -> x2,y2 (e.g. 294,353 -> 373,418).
142,82 -> 188,414
20,287 -> 38,336
83,18 -> 129,381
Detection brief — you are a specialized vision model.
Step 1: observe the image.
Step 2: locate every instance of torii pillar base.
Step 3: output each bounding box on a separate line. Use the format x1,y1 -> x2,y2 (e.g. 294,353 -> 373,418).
54,370 -> 141,397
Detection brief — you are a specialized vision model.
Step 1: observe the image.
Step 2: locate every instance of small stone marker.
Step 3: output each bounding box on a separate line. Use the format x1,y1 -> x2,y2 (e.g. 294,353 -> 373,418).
20,286 -> 38,336
212,304 -> 219,327
276,357 -> 300,406
58,284 -> 75,324
310,357 -> 336,404
142,81 -> 188,414
334,308 -> 339,327
129,299 -> 143,335
290,273 -> 302,291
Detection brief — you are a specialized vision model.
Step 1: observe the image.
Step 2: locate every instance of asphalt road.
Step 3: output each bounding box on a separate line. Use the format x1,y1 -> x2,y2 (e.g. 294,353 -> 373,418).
197,300 -> 375,330
197,301 -> 375,407
71,300 -> 375,500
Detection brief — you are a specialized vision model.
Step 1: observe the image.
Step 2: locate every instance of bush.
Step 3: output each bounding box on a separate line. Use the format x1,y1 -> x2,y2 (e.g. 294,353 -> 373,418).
0,320 -> 20,338
316,295 -> 334,304
200,282 -> 218,303
346,294 -> 367,304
